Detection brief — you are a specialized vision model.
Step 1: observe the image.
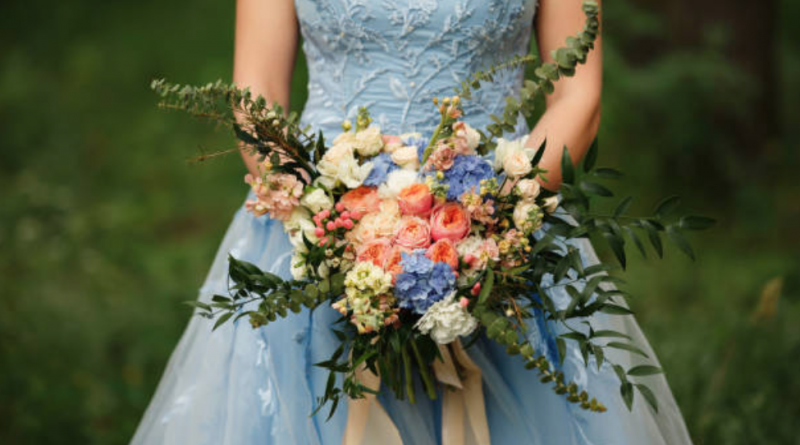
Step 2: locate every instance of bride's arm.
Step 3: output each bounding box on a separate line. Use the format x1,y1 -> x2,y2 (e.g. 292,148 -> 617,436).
527,0 -> 603,191
233,0 -> 299,176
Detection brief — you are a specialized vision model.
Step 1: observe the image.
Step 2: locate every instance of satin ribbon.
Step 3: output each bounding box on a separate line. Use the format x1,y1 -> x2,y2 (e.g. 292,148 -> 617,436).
342,340 -> 491,445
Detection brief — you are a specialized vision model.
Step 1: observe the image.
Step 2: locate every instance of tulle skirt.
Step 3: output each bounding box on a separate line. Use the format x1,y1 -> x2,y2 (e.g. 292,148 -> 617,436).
130,194 -> 693,445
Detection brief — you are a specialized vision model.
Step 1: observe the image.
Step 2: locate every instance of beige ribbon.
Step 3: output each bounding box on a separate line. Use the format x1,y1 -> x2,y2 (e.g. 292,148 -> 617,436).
342,340 -> 491,445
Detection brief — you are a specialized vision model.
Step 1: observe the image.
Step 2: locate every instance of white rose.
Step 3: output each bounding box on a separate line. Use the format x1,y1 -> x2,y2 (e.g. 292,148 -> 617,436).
493,136 -> 528,171
513,200 -> 543,234
503,150 -> 533,177
455,123 -> 481,151
300,188 -> 333,213
322,139 -> 355,164
391,145 -> 420,170
353,126 -> 384,157
383,141 -> 404,154
378,169 -> 419,199
542,195 -> 560,214
318,154 -> 373,189
515,179 -> 541,200
415,293 -> 479,344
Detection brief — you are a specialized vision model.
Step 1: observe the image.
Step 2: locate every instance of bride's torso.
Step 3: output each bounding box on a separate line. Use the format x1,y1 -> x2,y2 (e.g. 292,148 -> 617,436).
294,0 -> 538,137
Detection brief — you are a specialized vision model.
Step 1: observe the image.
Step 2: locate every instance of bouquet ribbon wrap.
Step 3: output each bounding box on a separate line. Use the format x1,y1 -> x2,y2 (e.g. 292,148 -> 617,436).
342,340 -> 491,445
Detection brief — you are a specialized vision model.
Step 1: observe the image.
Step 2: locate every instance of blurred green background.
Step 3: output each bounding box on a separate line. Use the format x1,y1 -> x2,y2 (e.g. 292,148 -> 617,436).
1,0 -> 799,444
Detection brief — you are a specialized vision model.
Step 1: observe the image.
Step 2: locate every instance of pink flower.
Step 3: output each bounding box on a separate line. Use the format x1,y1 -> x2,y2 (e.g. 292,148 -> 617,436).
430,202 -> 471,242
244,172 -> 303,221
426,239 -> 459,270
394,216 -> 432,249
471,282 -> 481,296
339,186 -> 381,215
357,238 -> 393,267
397,183 -> 434,217
427,144 -> 457,171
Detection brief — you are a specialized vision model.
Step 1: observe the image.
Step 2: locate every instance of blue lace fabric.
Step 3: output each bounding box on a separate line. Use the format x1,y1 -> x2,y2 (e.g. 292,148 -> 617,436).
130,1 -> 693,444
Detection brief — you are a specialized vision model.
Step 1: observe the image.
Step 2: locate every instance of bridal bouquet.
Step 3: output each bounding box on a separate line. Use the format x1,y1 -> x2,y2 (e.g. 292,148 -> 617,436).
152,1 -> 712,418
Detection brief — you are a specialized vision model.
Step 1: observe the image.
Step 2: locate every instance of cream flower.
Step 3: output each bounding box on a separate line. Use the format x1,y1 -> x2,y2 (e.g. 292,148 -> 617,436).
513,200 -> 544,234
317,156 -> 373,190
290,252 -> 308,280
348,199 -> 401,245
415,293 -> 479,344
493,135 -> 530,172
515,179 -> 542,200
453,122 -> 481,151
300,188 -> 333,213
323,138 -> 355,164
503,150 -> 533,177
354,126 -> 384,157
378,169 -> 420,199
391,145 -> 420,170
542,195 -> 560,213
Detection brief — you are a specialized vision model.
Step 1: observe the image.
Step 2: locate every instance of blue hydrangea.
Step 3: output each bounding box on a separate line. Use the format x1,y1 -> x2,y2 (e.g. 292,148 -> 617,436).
443,154 -> 495,201
395,250 -> 457,314
363,152 -> 399,187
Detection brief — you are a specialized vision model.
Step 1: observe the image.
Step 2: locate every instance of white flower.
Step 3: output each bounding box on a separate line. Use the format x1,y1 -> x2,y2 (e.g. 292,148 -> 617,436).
542,195 -> 560,213
301,188 -> 333,213
415,293 -> 478,344
344,261 -> 393,299
391,145 -> 420,170
353,126 -> 384,157
378,169 -> 419,199
290,253 -> 307,280
515,179 -> 541,200
493,135 -> 530,172
317,155 -> 373,189
323,138 -> 355,164
285,208 -> 317,249
513,200 -> 544,234
503,150 -> 533,177
454,122 -> 481,151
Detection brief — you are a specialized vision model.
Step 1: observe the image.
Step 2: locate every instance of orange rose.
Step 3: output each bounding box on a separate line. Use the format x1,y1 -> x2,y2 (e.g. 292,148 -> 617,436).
430,202 -> 471,242
426,239 -> 459,270
357,238 -> 392,267
394,216 -> 432,249
397,183 -> 434,217
340,186 -> 381,215
384,245 -> 412,280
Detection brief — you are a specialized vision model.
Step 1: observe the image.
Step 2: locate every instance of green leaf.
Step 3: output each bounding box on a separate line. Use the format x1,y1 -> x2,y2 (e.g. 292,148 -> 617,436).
627,365 -> 663,377
600,304 -> 634,315
614,197 -> 633,218
478,268 -> 495,305
556,338 -> 567,366
666,225 -> 695,260
679,216 -> 716,231
621,382 -> 634,411
561,145 -> 575,185
212,312 -> 234,331
593,167 -> 623,179
579,181 -> 613,197
624,226 -> 647,259
642,220 -> 663,258
606,342 -> 649,358
583,139 -> 599,172
531,138 -> 547,167
654,195 -> 681,218
602,232 -> 626,269
635,383 -> 659,412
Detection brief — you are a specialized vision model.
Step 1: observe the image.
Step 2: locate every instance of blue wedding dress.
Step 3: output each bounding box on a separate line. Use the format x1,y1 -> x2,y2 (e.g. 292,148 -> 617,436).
131,1 -> 693,444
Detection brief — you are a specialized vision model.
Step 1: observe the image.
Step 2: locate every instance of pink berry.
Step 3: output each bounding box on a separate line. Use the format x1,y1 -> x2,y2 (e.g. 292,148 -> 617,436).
340,211 -> 351,220
459,297 -> 470,308
335,202 -> 345,212
320,209 -> 331,219
464,254 -> 477,265
343,219 -> 354,230
350,210 -> 362,220
471,282 -> 482,296
326,221 -> 336,231
314,227 -> 325,238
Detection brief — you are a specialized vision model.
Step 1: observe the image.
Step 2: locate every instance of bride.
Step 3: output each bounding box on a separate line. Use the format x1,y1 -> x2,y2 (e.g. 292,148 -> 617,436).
132,0 -> 693,443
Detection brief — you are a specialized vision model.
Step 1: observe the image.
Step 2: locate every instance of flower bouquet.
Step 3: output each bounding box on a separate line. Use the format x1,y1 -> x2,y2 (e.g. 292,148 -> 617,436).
152,1 -> 713,420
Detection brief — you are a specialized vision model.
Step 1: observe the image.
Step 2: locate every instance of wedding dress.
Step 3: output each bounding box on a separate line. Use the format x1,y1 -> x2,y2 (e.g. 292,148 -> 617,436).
131,1 -> 693,443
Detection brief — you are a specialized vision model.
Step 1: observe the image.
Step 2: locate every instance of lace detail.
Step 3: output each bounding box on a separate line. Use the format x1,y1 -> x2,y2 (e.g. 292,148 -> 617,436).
295,0 -> 538,137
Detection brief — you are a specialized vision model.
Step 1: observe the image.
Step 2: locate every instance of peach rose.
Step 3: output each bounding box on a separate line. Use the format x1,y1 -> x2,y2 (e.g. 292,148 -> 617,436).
426,239 -> 459,270
357,238 -> 392,267
430,202 -> 471,242
384,245 -> 412,279
394,216 -> 432,249
397,183 -> 433,217
340,186 -> 381,215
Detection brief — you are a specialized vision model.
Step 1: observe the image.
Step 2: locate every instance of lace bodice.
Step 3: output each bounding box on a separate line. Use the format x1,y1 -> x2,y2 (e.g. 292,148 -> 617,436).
295,0 -> 538,137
